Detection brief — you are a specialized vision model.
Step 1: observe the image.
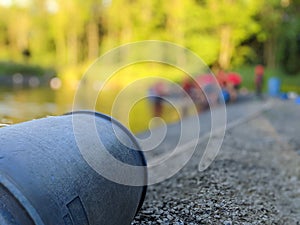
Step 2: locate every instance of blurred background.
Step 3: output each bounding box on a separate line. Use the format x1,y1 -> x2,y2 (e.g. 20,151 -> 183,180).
0,0 -> 299,132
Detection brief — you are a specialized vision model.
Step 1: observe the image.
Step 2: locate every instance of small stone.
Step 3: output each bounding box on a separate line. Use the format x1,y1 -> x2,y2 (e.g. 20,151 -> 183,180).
224,220 -> 232,225
166,215 -> 173,220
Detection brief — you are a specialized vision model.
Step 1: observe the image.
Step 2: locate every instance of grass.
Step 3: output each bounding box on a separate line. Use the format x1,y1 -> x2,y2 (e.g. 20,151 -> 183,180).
233,65 -> 300,94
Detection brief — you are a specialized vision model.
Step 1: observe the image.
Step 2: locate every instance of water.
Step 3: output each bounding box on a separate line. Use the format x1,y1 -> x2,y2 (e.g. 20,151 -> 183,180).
0,87 -> 73,124
0,86 -> 181,133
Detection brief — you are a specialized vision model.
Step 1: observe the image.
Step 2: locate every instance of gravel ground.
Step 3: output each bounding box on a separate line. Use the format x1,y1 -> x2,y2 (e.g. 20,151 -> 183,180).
132,100 -> 300,225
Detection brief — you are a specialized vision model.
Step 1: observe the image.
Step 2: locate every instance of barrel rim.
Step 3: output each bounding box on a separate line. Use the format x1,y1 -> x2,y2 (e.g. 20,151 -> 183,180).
0,172 -> 45,225
64,110 -> 148,214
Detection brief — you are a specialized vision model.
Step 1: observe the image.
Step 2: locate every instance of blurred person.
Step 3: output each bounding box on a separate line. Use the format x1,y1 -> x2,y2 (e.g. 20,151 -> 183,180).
226,72 -> 242,102
226,82 -> 238,102
255,64 -> 264,97
216,70 -> 228,88
196,74 -> 219,107
227,72 -> 242,90
182,77 -> 206,113
217,70 -> 231,103
181,77 -> 194,115
148,81 -> 167,117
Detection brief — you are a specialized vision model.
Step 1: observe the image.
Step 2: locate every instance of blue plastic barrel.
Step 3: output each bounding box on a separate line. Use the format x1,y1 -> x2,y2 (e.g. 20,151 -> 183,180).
268,77 -> 281,97
0,111 -> 147,225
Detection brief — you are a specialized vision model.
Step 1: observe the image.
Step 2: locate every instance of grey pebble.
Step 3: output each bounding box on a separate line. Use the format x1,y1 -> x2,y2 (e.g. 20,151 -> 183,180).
132,101 -> 300,225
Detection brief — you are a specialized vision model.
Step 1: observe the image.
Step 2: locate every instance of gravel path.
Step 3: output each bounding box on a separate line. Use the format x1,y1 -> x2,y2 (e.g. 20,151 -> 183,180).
132,99 -> 300,225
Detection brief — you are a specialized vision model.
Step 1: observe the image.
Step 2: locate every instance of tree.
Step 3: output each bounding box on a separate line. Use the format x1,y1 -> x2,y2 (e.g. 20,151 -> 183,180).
204,0 -> 261,70
278,0 -> 300,73
255,0 -> 283,68
1,0 -> 296,78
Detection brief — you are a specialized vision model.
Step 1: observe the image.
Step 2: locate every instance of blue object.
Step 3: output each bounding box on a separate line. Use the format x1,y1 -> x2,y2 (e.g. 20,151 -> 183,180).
295,97 -> 300,104
268,77 -> 281,97
221,89 -> 230,103
280,93 -> 288,100
0,111 -> 147,225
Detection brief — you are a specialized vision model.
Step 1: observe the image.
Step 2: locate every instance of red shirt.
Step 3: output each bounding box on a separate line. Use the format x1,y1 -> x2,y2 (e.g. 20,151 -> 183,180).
255,65 -> 264,76
227,72 -> 242,86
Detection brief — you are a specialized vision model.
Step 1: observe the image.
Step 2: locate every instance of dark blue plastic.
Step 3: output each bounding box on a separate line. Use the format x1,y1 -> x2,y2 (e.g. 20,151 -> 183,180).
280,93 -> 288,100
0,112 -> 147,225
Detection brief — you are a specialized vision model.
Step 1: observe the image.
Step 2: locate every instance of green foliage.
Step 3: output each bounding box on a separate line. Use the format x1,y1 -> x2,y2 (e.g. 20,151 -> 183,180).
0,0 -> 299,79
254,0 -> 300,73
0,61 -> 55,77
234,65 -> 300,92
